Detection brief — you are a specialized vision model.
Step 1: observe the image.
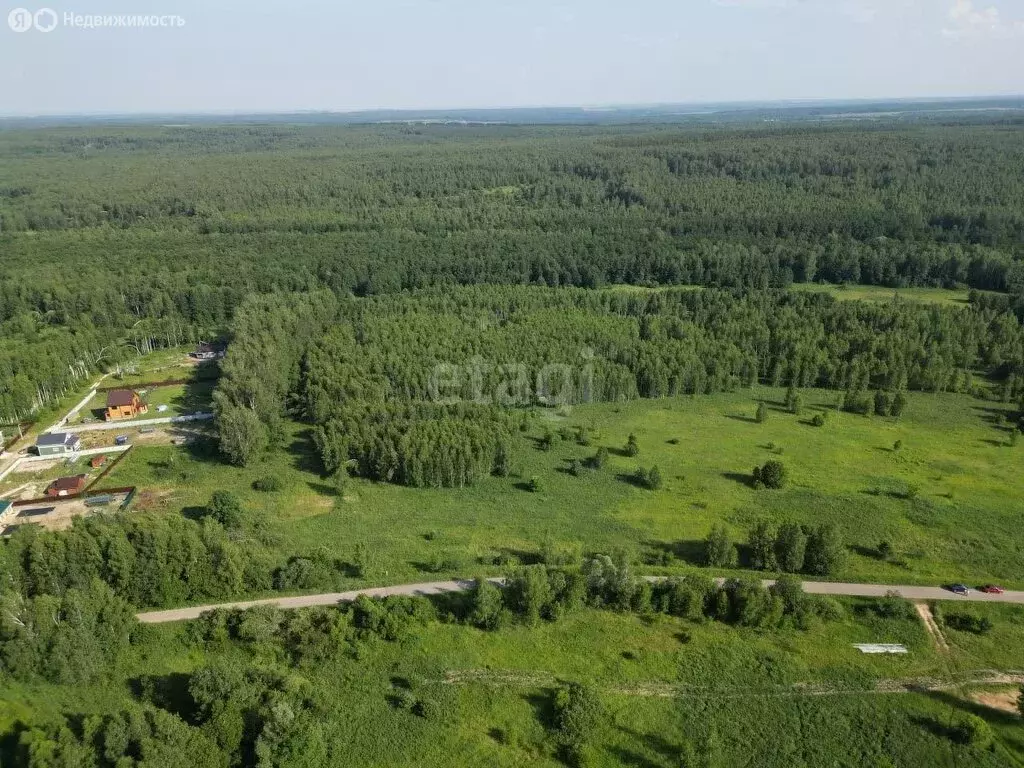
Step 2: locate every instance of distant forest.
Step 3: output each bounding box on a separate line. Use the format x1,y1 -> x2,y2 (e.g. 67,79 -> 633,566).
1,118 -> 1023,421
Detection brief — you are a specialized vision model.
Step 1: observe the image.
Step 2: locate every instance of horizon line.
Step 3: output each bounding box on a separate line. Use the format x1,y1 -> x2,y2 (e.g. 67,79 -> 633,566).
2,93 -> 1023,121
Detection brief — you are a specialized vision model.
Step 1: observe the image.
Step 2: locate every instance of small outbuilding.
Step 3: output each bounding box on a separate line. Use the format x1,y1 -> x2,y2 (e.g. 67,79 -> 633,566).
90,455 -> 107,468
35,432 -> 82,457
105,389 -> 148,421
46,474 -> 87,498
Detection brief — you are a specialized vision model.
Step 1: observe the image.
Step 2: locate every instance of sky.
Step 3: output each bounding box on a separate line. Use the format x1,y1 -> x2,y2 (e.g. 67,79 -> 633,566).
0,0 -> 1022,115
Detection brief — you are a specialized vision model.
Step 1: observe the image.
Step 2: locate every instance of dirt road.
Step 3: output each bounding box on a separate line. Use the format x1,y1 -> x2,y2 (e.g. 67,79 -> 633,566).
135,578 -> 1024,624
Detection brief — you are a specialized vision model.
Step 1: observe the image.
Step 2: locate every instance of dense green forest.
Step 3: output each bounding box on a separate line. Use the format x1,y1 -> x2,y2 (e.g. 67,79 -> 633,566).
210,284 -> 1024,486
2,119 -> 1024,420
3,119 -> 1024,766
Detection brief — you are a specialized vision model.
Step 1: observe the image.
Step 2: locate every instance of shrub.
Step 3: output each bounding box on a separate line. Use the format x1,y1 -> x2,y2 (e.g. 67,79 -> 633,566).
944,612 -> 993,635
624,433 -> 639,457
493,442 -> 511,477
810,413 -> 827,427
273,557 -> 315,591
753,460 -> 787,490
206,490 -> 244,530
252,475 -> 282,492
553,683 -> 607,765
704,524 -> 737,568
775,522 -> 807,573
755,402 -> 768,423
869,591 -> 915,620
804,523 -> 845,576
891,392 -> 908,419
468,578 -> 506,630
528,475 -> 543,493
587,447 -> 609,469
747,521 -> 777,570
950,714 -> 993,749
391,688 -> 416,711
632,466 -> 663,490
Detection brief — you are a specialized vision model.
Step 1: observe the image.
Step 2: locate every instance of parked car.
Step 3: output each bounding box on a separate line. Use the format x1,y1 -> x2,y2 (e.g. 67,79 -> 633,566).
114,435 -> 129,446
947,583 -> 970,595
979,585 -> 1005,594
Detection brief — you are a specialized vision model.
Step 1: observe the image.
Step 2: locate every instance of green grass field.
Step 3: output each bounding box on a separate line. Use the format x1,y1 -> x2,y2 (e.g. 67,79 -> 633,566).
607,283 -> 978,307
105,387 -> 1024,592
789,283 -> 975,306
2,599 -> 1021,767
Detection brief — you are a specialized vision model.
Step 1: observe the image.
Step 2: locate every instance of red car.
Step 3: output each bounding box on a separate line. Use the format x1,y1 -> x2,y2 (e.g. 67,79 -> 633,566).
979,585 -> 1005,594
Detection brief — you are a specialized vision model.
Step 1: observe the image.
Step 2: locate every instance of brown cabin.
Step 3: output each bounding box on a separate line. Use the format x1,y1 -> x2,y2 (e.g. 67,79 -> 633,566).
105,389 -> 148,421
46,474 -> 87,498
90,455 -> 107,469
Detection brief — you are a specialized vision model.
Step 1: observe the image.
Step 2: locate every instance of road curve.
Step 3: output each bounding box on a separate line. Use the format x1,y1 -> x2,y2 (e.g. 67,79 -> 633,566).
135,578 -> 1024,624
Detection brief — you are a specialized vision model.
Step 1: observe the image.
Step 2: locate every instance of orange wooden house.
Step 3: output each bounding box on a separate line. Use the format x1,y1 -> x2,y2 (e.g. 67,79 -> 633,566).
105,389 -> 149,421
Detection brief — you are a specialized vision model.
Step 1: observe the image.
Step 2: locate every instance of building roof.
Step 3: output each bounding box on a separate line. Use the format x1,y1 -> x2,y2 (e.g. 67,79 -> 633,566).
36,432 -> 77,447
50,475 -> 86,492
106,389 -> 138,408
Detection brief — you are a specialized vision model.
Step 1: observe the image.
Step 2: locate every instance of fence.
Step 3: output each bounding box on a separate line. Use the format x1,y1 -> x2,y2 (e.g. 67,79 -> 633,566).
84,446 -> 133,491
10,485 -> 136,510
0,422 -> 34,453
98,377 -> 193,392
65,412 -> 214,434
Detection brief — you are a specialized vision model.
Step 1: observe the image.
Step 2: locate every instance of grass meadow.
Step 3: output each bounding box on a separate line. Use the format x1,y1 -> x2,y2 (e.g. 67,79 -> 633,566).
2,599 -> 1022,766
105,387 -> 1024,592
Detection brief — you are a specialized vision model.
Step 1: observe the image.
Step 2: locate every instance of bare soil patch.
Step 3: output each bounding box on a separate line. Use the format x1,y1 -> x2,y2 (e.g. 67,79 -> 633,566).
971,690 -> 1021,715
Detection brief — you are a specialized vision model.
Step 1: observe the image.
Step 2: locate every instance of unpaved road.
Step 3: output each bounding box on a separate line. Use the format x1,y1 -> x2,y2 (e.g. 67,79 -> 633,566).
914,602 -> 950,653
136,578 -> 1024,624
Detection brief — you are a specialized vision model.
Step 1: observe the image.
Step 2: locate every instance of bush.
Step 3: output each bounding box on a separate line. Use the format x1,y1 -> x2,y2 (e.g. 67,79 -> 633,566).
468,578 -> 506,630
252,475 -> 282,492
755,402 -> 768,423
624,433 -> 639,457
950,714 -> 993,749
391,689 -> 416,711
804,523 -> 845,576
703,524 -> 737,568
869,591 -> 916,620
632,465 -> 663,490
493,442 -> 511,477
753,460 -> 787,490
273,557 -> 315,591
587,447 -> 609,469
944,612 -> 994,635
528,475 -> 543,493
206,490 -> 244,530
553,683 -> 606,764
811,412 -> 827,427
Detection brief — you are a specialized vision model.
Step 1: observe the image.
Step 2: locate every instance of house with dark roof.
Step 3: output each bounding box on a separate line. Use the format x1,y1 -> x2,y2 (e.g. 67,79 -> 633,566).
35,432 -> 82,457
105,389 -> 148,421
46,474 -> 87,498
